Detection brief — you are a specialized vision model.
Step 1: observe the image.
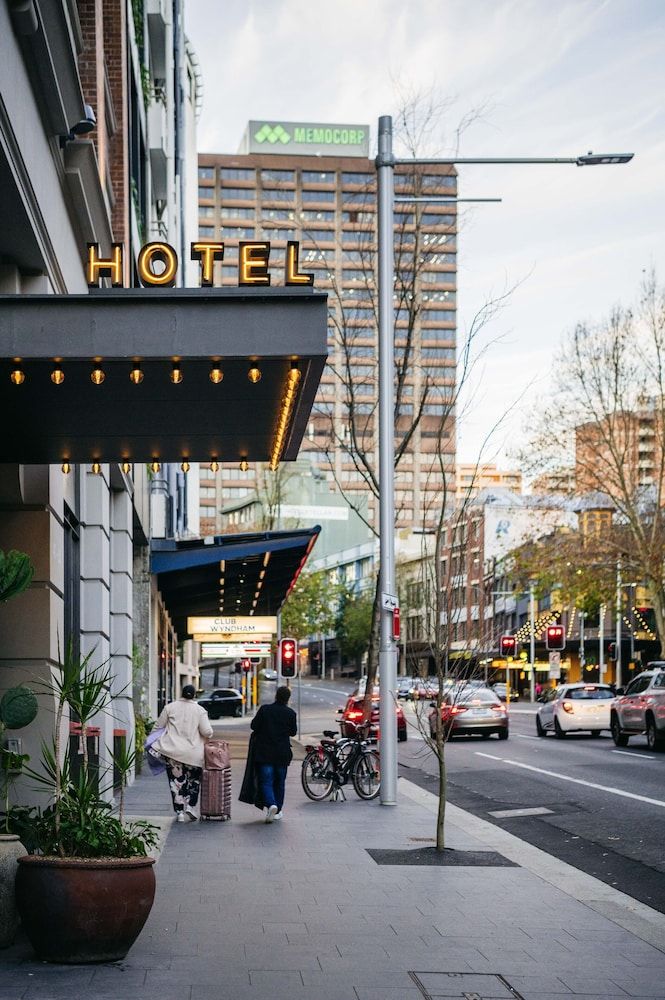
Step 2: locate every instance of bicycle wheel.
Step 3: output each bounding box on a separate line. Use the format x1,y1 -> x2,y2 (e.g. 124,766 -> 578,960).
301,748 -> 335,801
352,749 -> 380,800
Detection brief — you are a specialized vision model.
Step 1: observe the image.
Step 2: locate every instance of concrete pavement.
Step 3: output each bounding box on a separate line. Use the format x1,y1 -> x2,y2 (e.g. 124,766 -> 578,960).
1,728 -> 665,999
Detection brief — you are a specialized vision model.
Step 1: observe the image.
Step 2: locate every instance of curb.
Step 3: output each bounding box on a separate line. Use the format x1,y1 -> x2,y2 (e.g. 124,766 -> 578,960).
399,776 -> 665,954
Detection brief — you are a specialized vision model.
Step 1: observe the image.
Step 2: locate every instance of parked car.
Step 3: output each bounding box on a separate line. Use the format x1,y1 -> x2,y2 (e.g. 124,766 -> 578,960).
536,682 -> 614,737
427,687 -> 508,740
197,688 -> 243,719
610,666 -> 665,750
492,682 -> 518,703
337,693 -> 407,742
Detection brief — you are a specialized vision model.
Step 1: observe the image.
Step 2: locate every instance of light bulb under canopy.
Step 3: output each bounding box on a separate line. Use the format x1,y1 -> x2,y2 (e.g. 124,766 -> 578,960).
121,461 -> 131,474
61,462 -> 71,474
210,460 -> 219,472
209,365 -> 224,384
150,460 -> 161,474
239,460 -> 249,472
10,366 -> 25,385
170,363 -> 183,384
129,363 -> 144,384
90,365 -> 105,385
91,462 -> 102,475
247,366 -> 261,384
181,460 -> 190,473
51,366 -> 65,385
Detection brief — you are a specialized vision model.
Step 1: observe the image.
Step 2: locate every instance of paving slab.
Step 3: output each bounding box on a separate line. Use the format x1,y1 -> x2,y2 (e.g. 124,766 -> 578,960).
1,745 -> 665,1000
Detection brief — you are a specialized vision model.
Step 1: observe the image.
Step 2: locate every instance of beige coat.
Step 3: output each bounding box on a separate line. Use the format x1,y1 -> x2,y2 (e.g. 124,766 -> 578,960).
154,698 -> 213,768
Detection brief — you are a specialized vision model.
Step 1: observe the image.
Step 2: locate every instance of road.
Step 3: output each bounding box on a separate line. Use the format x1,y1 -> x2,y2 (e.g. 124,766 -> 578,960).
288,681 -> 665,915
398,702 -> 665,914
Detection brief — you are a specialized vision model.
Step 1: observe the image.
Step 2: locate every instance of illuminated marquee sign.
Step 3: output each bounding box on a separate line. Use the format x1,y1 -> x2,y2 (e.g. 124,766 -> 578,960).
86,241 -> 314,289
187,616 -> 278,635
245,120 -> 369,157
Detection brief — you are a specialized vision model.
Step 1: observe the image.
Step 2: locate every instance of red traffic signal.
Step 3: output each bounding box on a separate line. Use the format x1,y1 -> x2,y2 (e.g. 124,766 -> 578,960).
545,625 -> 565,651
500,635 -> 517,657
242,658 -> 251,672
279,637 -> 297,678
608,642 -> 617,660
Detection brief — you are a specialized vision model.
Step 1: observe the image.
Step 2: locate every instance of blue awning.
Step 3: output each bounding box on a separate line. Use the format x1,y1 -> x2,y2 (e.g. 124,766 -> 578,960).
151,527 -> 320,636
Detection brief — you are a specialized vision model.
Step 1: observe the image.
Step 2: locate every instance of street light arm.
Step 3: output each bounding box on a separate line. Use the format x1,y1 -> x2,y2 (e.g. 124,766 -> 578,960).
393,153 -> 634,167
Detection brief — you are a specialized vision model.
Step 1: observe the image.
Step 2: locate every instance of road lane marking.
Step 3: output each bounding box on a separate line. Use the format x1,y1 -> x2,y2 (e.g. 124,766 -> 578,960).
480,756 -> 665,809
612,749 -> 656,760
514,734 -> 540,740
475,752 -> 503,761
489,806 -> 554,818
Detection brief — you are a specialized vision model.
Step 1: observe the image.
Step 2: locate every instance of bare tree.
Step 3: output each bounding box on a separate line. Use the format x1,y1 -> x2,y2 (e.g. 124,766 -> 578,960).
520,273 -> 665,655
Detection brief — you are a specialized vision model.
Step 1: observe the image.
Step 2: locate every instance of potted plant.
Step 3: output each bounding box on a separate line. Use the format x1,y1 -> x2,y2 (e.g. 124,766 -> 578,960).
14,644 -> 158,963
0,685 -> 37,948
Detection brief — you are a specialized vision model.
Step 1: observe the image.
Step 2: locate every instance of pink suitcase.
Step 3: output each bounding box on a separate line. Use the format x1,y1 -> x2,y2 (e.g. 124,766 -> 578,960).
200,765 -> 231,821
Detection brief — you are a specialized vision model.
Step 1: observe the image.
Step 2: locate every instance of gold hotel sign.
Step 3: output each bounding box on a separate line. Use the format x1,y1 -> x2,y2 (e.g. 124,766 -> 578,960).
86,241 -> 314,288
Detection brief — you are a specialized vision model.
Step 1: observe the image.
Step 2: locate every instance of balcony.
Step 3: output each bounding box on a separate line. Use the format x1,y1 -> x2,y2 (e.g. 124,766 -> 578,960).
147,98 -> 168,201
146,0 -> 169,79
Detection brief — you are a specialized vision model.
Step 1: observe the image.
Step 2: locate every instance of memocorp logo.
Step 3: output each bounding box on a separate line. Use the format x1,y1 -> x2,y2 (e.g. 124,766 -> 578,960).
247,121 -> 369,157
254,123 -> 291,145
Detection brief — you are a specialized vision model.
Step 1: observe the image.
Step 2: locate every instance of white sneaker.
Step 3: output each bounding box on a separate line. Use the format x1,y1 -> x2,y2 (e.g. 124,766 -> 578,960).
176,812 -> 186,823
185,809 -> 198,823
274,811 -> 283,820
265,804 -> 278,823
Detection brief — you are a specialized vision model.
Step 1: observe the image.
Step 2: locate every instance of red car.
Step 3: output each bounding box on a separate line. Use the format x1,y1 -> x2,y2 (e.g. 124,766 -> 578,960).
338,694 -> 407,742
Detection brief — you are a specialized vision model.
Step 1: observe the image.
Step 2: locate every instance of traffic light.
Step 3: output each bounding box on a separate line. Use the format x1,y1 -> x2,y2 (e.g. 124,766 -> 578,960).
500,635 -> 517,657
279,637 -> 297,678
608,642 -> 617,660
545,625 -> 565,651
241,658 -> 251,672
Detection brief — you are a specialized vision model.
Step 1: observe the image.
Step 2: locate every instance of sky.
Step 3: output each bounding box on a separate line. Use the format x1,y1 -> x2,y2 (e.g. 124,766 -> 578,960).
185,0 -> 665,470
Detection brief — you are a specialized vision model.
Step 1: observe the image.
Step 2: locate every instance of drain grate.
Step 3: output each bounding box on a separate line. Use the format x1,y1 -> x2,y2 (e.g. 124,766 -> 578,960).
367,847 -> 518,867
409,971 -> 525,1000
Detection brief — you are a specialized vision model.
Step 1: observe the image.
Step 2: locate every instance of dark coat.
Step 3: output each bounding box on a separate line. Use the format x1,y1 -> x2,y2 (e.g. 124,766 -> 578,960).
250,702 -> 298,766
239,733 -> 265,810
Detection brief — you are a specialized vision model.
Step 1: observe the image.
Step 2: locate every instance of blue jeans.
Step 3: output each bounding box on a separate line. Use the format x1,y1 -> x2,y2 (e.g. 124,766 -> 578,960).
257,763 -> 288,810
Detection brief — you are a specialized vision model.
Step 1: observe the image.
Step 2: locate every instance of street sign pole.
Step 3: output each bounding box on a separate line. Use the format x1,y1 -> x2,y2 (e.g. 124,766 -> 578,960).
529,583 -> 536,702
377,115 -> 398,806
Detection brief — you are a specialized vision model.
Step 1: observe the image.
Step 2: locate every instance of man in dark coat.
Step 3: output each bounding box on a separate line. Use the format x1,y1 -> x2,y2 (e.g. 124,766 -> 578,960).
249,686 -> 297,822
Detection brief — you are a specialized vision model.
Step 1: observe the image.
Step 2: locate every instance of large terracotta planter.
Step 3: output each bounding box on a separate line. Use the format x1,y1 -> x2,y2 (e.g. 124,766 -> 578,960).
0,834 -> 25,948
15,855 -> 156,963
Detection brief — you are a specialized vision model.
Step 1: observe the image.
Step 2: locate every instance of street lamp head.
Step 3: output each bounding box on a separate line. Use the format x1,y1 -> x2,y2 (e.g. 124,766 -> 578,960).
576,152 -> 634,166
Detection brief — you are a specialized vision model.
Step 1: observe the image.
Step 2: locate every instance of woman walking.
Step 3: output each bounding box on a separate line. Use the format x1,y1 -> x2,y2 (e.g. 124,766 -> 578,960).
249,685 -> 297,822
153,684 -> 213,823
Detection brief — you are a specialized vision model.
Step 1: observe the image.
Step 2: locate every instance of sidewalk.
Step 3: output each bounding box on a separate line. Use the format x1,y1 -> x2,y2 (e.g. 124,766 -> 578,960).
1,729 -> 664,1000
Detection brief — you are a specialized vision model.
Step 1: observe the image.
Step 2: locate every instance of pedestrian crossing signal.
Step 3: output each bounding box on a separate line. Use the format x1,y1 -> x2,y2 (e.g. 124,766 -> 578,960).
500,635 -> 517,657
545,625 -> 565,651
279,637 -> 297,677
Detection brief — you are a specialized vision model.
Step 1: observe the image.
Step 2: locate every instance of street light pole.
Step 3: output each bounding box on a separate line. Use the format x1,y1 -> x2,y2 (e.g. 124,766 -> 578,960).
375,117 -> 633,802
616,559 -> 622,689
376,115 -> 398,806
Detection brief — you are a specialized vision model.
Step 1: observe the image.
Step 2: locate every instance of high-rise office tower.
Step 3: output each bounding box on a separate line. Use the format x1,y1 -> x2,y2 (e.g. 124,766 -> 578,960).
197,120 -> 457,535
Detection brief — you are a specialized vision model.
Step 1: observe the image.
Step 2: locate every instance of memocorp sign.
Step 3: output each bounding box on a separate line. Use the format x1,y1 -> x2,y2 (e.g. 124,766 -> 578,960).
244,120 -> 369,158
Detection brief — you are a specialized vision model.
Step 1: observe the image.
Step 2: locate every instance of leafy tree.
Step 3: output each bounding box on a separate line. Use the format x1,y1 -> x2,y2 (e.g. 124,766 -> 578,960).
280,571 -> 341,642
336,590 -> 374,669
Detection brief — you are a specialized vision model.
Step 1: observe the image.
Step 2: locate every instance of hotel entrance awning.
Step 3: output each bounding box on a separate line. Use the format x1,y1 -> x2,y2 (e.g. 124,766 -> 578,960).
151,527 -> 320,637
0,288 -> 327,465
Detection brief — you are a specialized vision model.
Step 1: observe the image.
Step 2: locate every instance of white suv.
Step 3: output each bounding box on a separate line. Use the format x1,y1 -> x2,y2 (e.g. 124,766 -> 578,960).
610,666 -> 665,750
536,683 -> 615,738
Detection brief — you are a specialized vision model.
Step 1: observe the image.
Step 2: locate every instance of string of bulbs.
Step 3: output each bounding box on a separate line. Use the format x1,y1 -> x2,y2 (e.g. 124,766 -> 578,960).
9,362 -> 264,386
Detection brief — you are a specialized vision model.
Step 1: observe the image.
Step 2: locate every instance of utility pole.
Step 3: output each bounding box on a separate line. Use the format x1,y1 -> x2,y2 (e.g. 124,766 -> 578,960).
376,115 -> 398,806
599,603 -> 605,683
529,582 -> 536,702
615,559 -> 622,689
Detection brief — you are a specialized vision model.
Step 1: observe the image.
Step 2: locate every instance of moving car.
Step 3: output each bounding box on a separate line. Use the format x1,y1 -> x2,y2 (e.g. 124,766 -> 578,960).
409,678 -> 440,700
536,682 -> 614,737
338,693 -> 408,742
428,687 -> 508,740
610,666 -> 665,750
492,682 -> 518,703
396,677 -> 415,700
197,688 -> 243,719
261,668 -> 277,681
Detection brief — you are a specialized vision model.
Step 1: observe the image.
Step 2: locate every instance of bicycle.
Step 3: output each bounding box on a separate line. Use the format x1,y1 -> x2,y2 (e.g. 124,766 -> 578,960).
301,723 -> 381,802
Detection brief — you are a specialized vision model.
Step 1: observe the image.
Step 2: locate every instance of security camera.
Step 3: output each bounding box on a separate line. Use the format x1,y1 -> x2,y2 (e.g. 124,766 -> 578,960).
59,105 -> 96,147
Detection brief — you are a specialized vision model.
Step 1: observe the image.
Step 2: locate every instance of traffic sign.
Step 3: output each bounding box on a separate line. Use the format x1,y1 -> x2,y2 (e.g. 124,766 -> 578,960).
548,650 -> 561,679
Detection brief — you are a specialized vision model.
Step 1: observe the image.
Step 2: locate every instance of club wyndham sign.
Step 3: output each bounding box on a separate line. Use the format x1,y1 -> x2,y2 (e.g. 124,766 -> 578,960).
245,120 -> 369,158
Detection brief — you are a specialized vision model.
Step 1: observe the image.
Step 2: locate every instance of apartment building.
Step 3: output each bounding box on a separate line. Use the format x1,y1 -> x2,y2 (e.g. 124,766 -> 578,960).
576,407 -> 664,497
456,463 -> 522,499
197,119 -> 458,534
